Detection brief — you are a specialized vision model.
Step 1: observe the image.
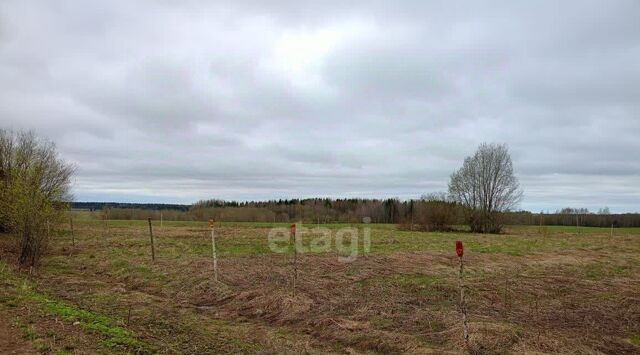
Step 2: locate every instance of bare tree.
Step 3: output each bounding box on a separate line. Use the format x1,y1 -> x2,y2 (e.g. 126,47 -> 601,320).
0,129 -> 75,266
448,143 -> 522,233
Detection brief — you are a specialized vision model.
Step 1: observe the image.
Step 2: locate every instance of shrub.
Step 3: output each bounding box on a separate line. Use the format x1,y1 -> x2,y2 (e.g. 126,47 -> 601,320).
0,129 -> 74,266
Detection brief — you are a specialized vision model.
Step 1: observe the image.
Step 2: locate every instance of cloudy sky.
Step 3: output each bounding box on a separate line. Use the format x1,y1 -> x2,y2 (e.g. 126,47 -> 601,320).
1,1 -> 639,212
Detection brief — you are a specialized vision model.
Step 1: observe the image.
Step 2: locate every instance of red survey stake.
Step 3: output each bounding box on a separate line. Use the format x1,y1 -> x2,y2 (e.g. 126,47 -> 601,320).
455,240 -> 468,347
456,240 -> 464,257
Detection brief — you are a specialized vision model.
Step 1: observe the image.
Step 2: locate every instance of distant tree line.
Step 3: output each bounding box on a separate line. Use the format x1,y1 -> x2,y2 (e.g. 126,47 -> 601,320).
506,209 -> 640,228
72,202 -> 189,212
104,198 -> 413,224
98,200 -> 640,229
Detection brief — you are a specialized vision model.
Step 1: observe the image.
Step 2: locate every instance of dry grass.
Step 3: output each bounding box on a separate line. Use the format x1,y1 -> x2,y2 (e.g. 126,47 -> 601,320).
1,220 -> 639,354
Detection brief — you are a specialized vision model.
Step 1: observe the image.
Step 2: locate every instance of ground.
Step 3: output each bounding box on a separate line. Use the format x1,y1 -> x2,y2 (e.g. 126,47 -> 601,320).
0,219 -> 639,354
0,308 -> 35,355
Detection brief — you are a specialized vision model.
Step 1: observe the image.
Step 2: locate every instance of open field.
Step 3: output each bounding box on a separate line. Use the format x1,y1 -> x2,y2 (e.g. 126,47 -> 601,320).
1,220 -> 639,354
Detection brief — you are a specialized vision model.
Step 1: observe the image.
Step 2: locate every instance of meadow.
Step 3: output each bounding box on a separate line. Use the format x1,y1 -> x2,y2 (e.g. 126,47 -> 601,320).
1,217 -> 639,354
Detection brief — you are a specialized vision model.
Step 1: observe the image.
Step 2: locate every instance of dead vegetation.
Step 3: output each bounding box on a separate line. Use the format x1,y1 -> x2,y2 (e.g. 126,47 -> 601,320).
1,221 -> 639,353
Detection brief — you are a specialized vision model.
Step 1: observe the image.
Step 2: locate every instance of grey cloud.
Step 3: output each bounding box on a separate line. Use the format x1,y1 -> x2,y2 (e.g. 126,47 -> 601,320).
0,0 -> 639,212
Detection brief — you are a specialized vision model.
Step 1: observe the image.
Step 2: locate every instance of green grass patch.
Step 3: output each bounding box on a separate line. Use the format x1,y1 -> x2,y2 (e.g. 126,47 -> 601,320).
22,325 -> 39,340
19,283 -> 153,352
0,261 -> 154,353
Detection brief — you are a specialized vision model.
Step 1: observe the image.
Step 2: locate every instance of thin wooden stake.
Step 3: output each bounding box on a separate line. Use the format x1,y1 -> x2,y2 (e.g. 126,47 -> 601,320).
209,220 -> 218,282
102,210 -> 109,239
456,241 -> 469,348
459,255 -> 469,347
539,213 -> 543,235
147,218 -> 155,262
503,277 -> 509,316
610,223 -> 613,238
70,217 -> 75,247
291,224 -> 297,296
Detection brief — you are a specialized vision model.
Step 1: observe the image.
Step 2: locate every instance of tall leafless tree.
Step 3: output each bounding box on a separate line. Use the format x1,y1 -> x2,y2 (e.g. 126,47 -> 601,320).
448,143 -> 522,233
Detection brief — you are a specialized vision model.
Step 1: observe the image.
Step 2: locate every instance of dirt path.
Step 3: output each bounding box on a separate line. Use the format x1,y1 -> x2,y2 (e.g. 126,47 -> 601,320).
0,312 -> 34,355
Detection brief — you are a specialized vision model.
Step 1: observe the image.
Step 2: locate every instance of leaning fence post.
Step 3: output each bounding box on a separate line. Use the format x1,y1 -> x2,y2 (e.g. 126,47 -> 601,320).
209,219 -> 218,282
456,240 -> 469,348
147,218 -> 155,262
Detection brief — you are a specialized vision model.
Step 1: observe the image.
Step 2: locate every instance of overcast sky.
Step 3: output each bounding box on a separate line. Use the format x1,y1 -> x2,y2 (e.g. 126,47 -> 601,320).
1,1 -> 639,212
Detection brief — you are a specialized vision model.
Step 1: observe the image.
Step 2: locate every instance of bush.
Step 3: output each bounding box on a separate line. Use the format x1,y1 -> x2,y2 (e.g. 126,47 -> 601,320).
399,193 -> 459,232
0,129 -> 74,266
417,193 -> 458,231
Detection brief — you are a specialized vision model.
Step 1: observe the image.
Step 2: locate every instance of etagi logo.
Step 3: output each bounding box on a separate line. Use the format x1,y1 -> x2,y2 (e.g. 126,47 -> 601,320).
267,218 -> 372,262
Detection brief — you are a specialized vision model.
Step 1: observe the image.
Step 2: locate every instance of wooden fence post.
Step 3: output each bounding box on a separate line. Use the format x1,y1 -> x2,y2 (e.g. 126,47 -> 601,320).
70,217 -> 75,247
456,241 -> 469,348
102,210 -> 109,239
539,213 -> 543,235
209,219 -> 218,282
148,218 -> 155,262
291,223 -> 297,296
